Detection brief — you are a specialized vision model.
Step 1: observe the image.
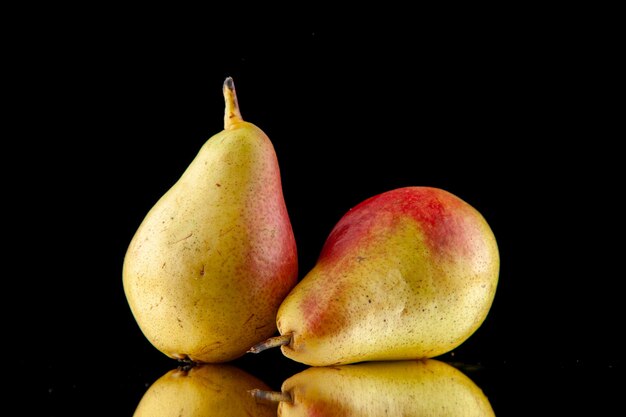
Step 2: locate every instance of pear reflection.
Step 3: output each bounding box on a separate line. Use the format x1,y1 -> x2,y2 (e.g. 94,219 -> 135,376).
134,364 -> 276,417
267,359 -> 494,417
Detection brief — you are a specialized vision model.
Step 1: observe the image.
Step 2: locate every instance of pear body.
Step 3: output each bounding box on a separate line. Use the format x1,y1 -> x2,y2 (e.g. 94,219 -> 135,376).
277,187 -> 498,365
123,84 -> 297,362
278,360 -> 494,417
134,364 -> 276,417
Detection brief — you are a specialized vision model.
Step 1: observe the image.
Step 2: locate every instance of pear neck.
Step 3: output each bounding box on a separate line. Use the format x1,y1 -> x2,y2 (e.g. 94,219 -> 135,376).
223,77 -> 243,129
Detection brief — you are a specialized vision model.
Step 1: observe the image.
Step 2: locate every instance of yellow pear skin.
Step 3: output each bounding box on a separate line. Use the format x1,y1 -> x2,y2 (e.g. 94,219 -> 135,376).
123,78 -> 298,362
256,360 -> 494,417
134,364 -> 277,417
270,187 -> 498,365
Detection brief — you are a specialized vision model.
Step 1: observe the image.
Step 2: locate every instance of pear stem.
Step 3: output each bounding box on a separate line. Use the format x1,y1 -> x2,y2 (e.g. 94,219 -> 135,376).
249,388 -> 293,404
223,76 -> 243,129
247,334 -> 292,354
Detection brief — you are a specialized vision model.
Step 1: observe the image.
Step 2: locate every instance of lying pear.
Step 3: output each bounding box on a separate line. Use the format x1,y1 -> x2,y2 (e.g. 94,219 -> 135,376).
134,364 -> 276,417
251,187 -> 498,365
252,359 -> 494,416
123,77 -> 298,362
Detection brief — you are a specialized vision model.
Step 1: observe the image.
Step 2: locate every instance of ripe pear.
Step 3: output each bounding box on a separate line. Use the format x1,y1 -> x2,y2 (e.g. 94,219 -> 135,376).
134,364 -> 277,417
252,187 -> 498,365
252,359 -> 494,416
123,77 -> 298,362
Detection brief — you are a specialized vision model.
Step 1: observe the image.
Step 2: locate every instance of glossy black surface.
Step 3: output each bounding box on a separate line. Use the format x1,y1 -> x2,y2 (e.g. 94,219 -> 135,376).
47,353 -> 620,415
36,21 -> 620,416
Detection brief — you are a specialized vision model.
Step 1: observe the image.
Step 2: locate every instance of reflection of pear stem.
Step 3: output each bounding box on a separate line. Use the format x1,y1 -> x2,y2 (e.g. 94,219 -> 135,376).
223,76 -> 243,129
249,388 -> 293,404
247,334 -> 292,353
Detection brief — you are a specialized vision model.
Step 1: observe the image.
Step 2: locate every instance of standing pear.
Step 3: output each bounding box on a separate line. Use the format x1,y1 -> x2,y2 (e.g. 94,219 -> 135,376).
124,77 -> 297,363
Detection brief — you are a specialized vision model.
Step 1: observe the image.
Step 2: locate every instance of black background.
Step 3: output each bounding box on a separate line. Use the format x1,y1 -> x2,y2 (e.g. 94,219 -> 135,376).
35,16 -> 621,415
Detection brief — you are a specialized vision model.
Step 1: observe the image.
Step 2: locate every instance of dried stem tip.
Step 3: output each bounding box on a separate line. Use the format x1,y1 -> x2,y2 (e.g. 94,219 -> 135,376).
247,334 -> 292,354
223,76 -> 243,129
